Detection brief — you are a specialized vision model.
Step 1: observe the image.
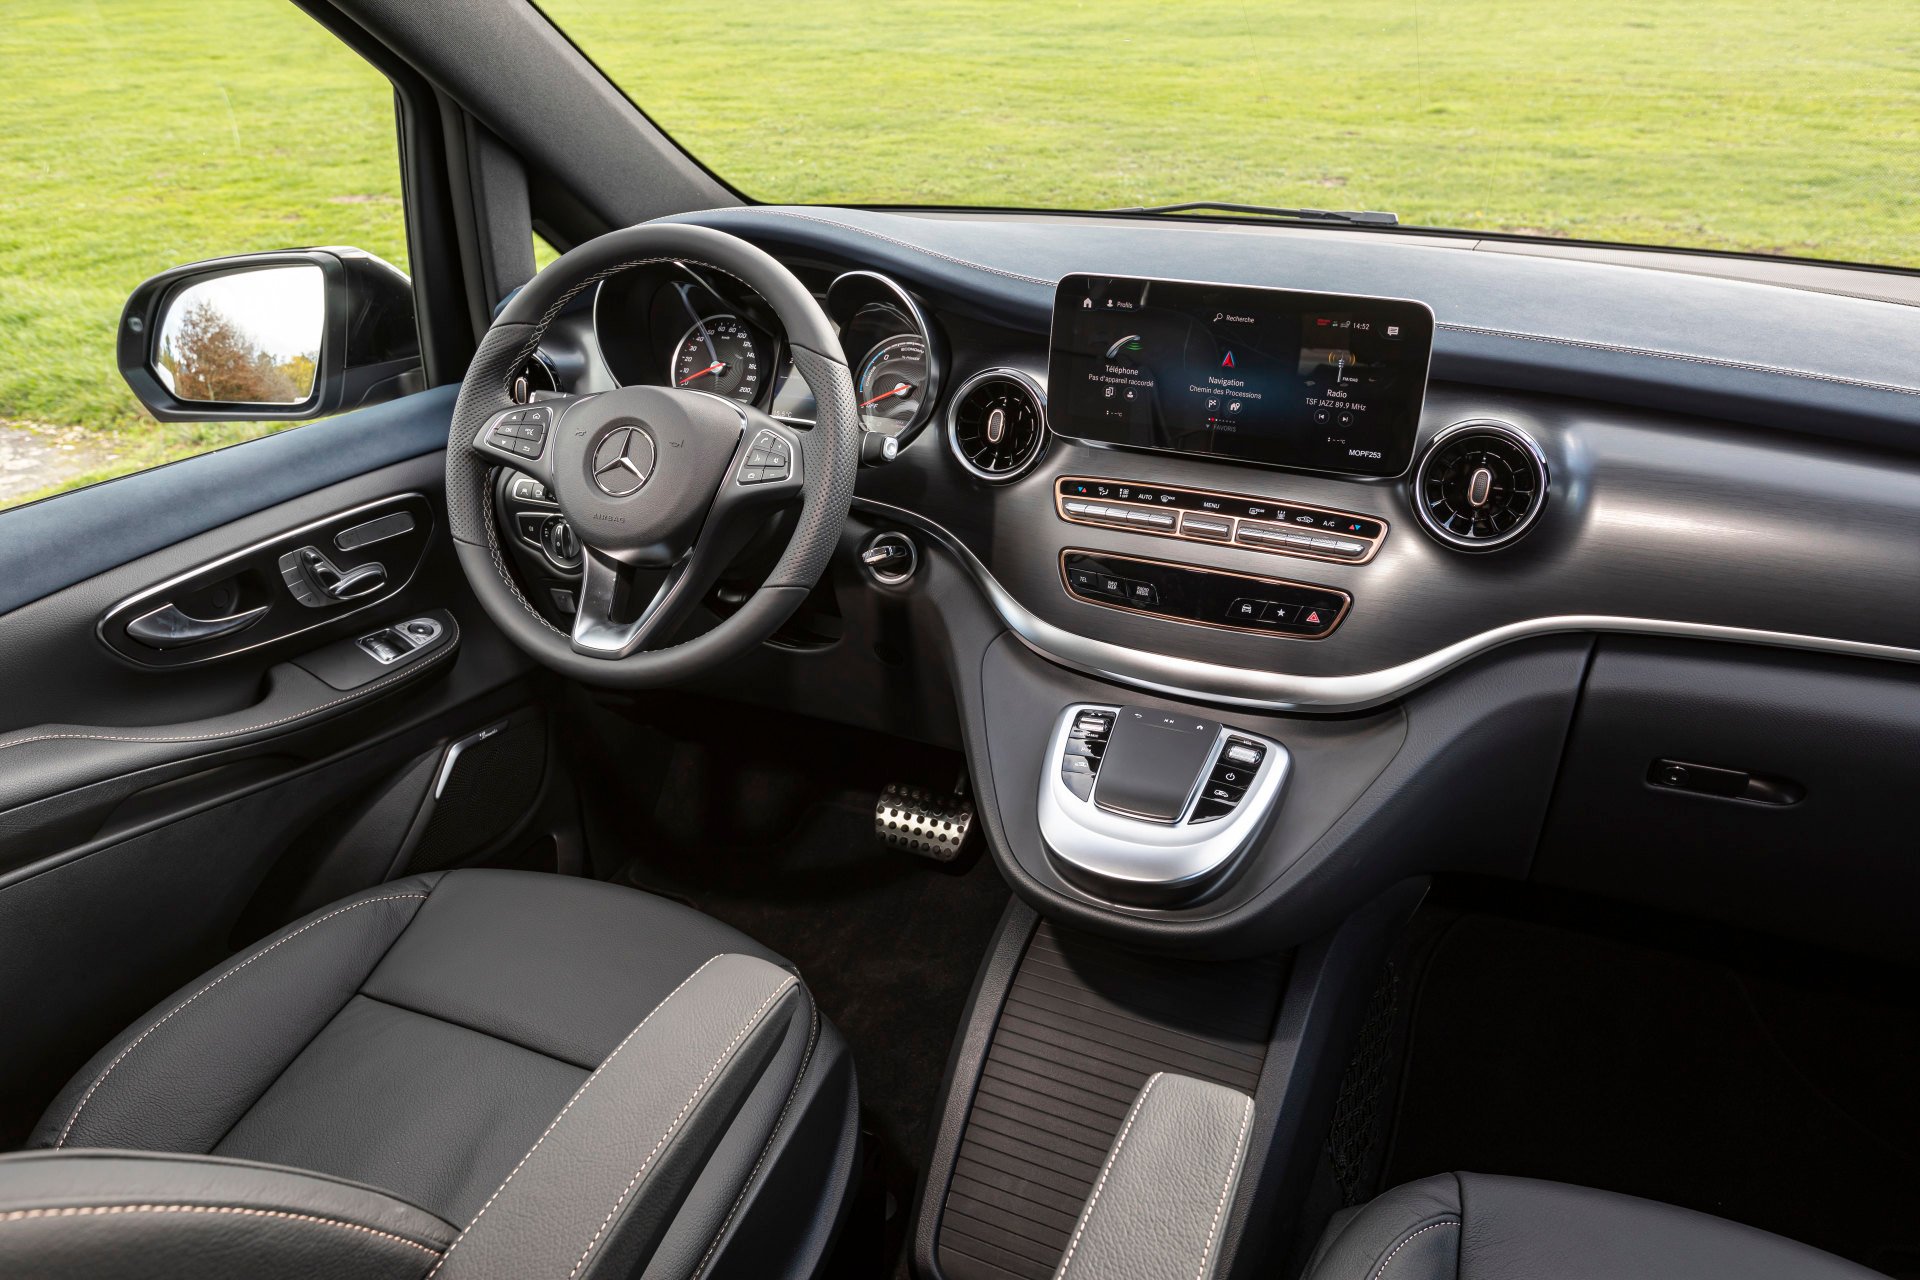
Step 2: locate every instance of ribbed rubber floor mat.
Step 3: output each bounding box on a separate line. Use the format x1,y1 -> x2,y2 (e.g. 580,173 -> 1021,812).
937,921 -> 1288,1280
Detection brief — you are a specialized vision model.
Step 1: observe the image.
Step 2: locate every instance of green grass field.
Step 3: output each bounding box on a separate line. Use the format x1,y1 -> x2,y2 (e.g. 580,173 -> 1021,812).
2,0 -> 1916,509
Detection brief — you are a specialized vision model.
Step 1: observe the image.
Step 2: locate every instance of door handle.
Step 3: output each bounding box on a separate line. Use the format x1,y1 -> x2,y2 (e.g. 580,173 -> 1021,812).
125,601 -> 271,649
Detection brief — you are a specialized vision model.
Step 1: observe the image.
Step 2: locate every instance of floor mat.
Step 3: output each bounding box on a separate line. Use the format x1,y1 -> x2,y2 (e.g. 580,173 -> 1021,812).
1383,910 -> 1920,1276
622,793 -> 1009,1171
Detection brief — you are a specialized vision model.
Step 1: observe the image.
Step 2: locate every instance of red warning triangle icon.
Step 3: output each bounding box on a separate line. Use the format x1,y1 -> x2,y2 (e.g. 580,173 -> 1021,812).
1304,610 -> 1322,625
1221,351 -> 1236,368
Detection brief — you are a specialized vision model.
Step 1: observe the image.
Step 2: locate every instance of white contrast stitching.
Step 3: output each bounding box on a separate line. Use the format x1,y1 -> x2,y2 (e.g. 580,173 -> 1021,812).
1055,1072 -> 1162,1279
0,1203 -> 443,1257
0,625 -> 457,757
54,893 -> 432,1148
1368,1220 -> 1462,1280
567,975 -> 798,1280
425,954 -> 729,1280
1191,1094 -> 1255,1280
690,997 -> 819,1280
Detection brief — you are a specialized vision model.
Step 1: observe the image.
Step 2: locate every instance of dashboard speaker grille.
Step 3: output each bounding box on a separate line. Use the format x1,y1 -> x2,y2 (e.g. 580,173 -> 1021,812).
949,370 -> 1046,480
1413,421 -> 1548,550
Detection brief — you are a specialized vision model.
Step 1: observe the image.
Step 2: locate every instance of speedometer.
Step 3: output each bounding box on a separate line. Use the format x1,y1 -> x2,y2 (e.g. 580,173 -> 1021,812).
669,315 -> 763,405
856,336 -> 930,437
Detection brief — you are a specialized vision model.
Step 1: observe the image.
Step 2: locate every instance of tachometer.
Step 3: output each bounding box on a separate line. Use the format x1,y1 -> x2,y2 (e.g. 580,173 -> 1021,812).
856,336 -> 930,436
670,315 -> 763,405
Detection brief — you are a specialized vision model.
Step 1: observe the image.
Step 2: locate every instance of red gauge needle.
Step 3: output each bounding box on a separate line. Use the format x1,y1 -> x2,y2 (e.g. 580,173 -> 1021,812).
679,361 -> 724,385
860,381 -> 912,408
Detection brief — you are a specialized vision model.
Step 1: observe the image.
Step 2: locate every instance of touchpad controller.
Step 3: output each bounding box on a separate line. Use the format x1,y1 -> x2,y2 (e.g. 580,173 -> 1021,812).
1039,703 -> 1292,903
1093,707 -> 1223,822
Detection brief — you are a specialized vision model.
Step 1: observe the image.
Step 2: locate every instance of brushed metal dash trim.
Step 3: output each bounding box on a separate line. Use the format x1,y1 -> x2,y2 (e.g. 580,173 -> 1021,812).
854,497 -> 1920,713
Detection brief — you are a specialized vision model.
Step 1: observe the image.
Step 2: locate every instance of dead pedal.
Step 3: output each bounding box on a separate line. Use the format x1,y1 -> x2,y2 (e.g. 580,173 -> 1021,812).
875,783 -> 974,861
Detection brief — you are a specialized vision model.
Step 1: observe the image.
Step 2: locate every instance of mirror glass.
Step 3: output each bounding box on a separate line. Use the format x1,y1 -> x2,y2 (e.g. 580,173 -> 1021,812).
153,264 -> 323,404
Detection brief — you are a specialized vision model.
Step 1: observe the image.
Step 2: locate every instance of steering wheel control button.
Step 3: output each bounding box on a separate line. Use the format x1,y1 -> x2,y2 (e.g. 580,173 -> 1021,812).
1057,475 -> 1385,564
736,429 -> 792,485
1063,550 -> 1350,639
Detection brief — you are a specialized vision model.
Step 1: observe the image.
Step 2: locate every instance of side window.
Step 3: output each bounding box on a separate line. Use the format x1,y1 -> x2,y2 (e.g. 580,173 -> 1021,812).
0,1 -> 410,513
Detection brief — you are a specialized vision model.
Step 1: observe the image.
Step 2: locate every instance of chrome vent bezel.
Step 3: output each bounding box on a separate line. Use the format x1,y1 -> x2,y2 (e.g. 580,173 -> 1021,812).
947,368 -> 1048,481
1412,420 -> 1549,551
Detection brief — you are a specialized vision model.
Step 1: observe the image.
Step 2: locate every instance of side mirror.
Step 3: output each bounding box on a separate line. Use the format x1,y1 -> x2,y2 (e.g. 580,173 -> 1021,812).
118,248 -> 423,422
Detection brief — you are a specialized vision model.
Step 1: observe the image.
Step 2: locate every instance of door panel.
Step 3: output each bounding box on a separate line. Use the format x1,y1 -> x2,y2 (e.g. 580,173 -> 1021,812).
0,402 -> 566,1145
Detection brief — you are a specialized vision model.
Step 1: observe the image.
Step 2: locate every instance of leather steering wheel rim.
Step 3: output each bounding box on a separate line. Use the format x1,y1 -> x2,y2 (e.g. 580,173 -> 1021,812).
445,223 -> 858,688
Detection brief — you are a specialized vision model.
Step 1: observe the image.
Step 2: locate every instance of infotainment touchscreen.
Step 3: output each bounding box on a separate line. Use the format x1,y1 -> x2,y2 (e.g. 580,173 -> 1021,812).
1047,274 -> 1434,478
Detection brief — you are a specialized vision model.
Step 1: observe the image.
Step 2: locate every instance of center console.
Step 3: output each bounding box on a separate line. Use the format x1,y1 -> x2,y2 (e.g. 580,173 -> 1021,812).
1039,704 -> 1290,904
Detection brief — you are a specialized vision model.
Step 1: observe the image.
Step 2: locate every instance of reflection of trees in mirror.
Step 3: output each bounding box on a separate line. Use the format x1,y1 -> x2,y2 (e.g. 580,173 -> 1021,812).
156,300 -> 318,404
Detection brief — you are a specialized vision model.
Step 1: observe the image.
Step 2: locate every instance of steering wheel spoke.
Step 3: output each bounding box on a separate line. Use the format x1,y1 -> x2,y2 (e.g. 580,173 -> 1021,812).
570,547 -> 687,657
470,394 -> 587,486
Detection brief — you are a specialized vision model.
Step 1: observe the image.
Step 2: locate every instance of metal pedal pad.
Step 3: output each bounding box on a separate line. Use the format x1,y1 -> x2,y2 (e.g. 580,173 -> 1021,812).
876,783 -> 974,862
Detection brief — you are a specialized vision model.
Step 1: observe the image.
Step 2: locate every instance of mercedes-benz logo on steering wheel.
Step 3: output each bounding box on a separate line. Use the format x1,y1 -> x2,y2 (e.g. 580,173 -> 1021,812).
590,424 -> 656,498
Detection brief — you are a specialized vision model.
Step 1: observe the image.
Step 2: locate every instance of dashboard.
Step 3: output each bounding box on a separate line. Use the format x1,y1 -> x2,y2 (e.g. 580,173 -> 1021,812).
490,204 -> 1920,956
499,210 -> 1920,715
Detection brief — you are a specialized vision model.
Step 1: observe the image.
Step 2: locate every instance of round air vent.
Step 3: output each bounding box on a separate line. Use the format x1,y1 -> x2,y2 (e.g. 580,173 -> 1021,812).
947,369 -> 1047,480
1413,421 -> 1549,550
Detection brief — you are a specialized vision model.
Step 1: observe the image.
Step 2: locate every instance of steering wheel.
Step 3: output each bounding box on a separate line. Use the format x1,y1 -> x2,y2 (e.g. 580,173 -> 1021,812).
445,224 -> 857,687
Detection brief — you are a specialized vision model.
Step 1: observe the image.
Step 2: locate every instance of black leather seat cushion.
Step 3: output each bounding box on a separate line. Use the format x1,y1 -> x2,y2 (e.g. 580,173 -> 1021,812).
1306,1173 -> 1885,1280
24,870 -> 857,1277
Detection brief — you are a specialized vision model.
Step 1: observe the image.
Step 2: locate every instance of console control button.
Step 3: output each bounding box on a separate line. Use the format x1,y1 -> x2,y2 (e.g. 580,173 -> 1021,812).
1209,764 -> 1252,790
1224,740 -> 1265,768
1126,509 -> 1178,529
1064,551 -> 1350,639
509,476 -> 557,505
1190,798 -> 1238,823
1058,476 -> 1384,563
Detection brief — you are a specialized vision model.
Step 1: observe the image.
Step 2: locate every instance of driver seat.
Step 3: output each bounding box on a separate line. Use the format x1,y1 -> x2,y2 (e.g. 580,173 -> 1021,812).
0,870 -> 858,1280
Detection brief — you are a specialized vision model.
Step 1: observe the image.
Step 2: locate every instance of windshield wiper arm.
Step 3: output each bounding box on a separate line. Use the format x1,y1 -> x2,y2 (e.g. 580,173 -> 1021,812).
1110,201 -> 1399,226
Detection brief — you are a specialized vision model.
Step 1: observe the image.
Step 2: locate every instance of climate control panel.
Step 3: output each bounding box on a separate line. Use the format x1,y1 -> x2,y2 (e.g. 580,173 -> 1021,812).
1055,476 -> 1386,564
1062,550 -> 1350,638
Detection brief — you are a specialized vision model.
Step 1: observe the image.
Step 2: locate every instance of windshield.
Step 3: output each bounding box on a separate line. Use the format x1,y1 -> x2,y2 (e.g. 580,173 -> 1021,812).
537,0 -> 1915,268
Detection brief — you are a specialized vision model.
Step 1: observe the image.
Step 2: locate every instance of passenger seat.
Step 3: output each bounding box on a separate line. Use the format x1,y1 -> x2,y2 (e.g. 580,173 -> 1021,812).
1304,1172 -> 1882,1280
